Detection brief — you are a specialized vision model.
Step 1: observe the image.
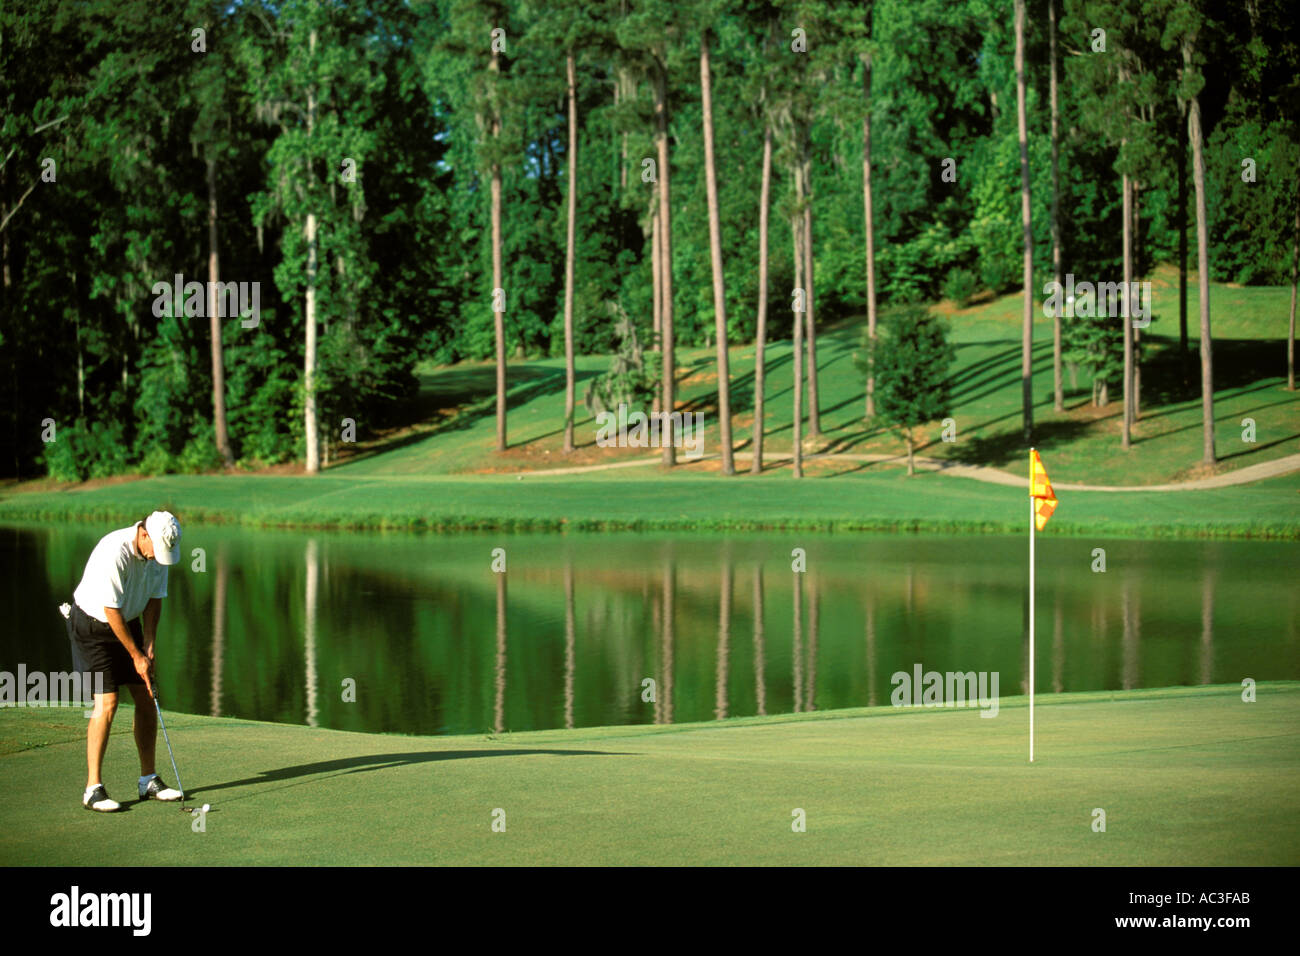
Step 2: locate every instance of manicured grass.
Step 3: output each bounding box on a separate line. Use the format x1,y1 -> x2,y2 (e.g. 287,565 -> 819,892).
1,471 -> 1297,538
3,269 -> 1294,535
331,265 -> 1300,487
2,683 -> 1296,865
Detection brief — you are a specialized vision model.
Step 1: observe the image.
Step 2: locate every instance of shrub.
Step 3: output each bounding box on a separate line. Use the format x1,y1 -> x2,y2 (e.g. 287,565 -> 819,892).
942,268 -> 980,308
41,419 -> 129,482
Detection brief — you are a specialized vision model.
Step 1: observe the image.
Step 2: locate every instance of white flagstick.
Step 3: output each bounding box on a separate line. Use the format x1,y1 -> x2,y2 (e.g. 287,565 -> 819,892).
1029,461 -> 1036,763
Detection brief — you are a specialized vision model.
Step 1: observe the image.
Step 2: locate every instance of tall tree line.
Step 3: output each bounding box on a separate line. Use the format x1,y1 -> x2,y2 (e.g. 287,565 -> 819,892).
2,0 -> 1295,479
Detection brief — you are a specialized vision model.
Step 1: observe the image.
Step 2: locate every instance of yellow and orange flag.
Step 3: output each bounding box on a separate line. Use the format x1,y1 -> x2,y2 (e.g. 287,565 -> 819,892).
1029,449 -> 1058,531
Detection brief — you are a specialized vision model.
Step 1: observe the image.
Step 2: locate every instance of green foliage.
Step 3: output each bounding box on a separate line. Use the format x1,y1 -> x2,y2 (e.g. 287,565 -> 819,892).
584,307 -> 661,417
5,0 -> 1297,479
1062,309 -> 1124,397
41,420 -> 130,483
942,267 -> 980,307
857,306 -> 957,433
1207,114 -> 1299,285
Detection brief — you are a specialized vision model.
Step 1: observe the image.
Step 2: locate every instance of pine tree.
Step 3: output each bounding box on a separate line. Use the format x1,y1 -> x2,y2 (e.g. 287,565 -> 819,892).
858,307 -> 956,476
698,11 -> 734,474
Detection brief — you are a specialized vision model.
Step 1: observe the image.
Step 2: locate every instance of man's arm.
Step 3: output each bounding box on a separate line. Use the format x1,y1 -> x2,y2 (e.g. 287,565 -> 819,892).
104,606 -> 153,693
141,597 -> 161,660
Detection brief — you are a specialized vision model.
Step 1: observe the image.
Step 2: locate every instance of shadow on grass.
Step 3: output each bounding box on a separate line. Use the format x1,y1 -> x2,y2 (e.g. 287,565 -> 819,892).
945,418 -> 1096,468
1139,338 -> 1292,407
193,747 -> 634,800
1218,433 -> 1300,461
333,365 -> 577,467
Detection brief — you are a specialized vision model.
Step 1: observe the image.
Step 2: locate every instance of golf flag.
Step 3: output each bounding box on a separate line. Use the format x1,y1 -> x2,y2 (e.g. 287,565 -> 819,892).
1027,448 -> 1058,763
1029,449 -> 1058,531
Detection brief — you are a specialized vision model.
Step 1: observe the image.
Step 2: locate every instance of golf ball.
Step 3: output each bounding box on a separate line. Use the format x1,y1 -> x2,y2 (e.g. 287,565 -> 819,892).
201,804 -> 210,812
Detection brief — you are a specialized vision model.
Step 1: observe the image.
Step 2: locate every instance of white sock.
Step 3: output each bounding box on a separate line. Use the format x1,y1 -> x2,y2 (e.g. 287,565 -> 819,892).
139,774 -> 158,786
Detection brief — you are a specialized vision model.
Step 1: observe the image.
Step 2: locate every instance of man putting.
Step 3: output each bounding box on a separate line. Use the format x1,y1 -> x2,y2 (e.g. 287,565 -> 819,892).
68,511 -> 184,812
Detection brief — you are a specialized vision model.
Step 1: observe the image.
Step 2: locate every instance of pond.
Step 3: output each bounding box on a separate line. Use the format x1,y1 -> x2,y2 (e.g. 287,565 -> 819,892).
3,523 -> 1296,735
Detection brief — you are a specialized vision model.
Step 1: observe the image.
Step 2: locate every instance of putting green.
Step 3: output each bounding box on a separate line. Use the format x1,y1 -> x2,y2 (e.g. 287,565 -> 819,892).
1,683 -> 1296,866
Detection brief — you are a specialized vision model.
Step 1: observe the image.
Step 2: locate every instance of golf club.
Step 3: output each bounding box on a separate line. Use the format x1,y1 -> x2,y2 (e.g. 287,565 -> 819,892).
149,682 -> 189,813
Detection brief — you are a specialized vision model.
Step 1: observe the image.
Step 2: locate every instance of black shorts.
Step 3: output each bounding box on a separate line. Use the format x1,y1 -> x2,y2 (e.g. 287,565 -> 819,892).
69,603 -> 145,695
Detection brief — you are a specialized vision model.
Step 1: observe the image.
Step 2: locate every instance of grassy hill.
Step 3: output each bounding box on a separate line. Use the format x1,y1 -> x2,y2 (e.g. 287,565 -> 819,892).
2,270 -> 1296,537
334,264 -> 1299,488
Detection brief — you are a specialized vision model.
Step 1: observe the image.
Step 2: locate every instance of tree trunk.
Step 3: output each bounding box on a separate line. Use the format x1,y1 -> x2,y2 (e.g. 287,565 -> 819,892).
1,166 -> 9,295
1015,0 -> 1033,444
207,156 -> 233,466
906,430 -> 915,477
617,3 -> 630,196
1289,175 -> 1297,391
700,34 -> 734,474
792,168 -> 804,480
563,52 -> 578,454
655,55 -> 675,467
1049,0 -> 1063,412
304,31 -> 320,475
304,203 -> 319,473
491,45 -> 506,453
1178,111 -> 1189,378
1186,40 -> 1215,465
613,69 -> 622,194
1122,167 -> 1133,449
73,273 -> 84,418
1133,179 -> 1142,420
651,203 -> 661,414
752,121 -> 772,474
862,51 -> 878,420
802,156 -> 820,441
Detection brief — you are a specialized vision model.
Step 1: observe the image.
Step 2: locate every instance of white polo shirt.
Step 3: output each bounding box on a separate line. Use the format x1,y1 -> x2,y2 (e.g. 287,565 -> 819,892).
73,524 -> 169,624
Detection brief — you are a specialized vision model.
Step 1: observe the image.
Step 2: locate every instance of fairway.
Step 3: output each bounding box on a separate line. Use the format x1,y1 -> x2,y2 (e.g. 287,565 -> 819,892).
3,683 -> 1296,866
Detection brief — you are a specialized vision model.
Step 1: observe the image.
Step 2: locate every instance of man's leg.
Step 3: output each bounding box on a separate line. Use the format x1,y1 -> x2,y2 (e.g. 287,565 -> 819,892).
86,692 -> 118,789
127,683 -> 157,777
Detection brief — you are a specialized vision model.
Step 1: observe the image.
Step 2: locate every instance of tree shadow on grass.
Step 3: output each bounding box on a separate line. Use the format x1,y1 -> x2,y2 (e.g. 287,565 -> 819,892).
332,366 -> 580,467
1138,337 -> 1291,407
944,418 -> 1096,469
191,748 -> 634,801
1218,433 -> 1300,461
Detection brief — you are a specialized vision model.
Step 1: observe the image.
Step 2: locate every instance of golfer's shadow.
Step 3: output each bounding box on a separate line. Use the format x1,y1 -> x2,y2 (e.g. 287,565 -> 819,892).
190,748 -> 633,801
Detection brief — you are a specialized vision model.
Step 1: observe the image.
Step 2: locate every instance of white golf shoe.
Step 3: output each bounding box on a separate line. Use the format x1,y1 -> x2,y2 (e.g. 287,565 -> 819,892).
83,785 -> 121,812
139,775 -> 183,801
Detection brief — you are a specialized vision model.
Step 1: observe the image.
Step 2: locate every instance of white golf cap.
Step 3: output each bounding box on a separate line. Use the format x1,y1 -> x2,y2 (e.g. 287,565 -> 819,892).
145,511 -> 183,565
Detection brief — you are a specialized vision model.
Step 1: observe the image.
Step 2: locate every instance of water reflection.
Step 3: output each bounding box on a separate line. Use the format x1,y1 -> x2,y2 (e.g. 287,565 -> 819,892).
865,593 -> 877,708
1200,565 -> 1214,687
564,563 -> 575,730
806,574 -> 818,713
306,537 -> 320,728
494,572 -> 506,735
2,526 -> 1289,737
715,562 -> 730,721
792,568 -> 803,713
211,545 -> 227,718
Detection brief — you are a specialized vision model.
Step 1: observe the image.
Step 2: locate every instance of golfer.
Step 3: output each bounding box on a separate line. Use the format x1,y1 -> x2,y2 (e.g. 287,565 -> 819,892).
68,511 -> 184,812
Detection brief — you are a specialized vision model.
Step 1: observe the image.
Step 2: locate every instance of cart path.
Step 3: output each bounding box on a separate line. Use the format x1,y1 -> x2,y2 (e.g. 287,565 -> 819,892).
506,449 -> 1300,491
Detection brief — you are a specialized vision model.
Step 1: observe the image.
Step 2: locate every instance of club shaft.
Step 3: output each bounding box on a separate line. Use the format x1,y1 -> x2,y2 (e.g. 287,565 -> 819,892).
152,692 -> 185,797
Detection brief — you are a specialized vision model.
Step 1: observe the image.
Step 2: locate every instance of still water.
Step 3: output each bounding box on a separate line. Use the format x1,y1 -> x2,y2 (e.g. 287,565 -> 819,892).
3,523 -> 1296,735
